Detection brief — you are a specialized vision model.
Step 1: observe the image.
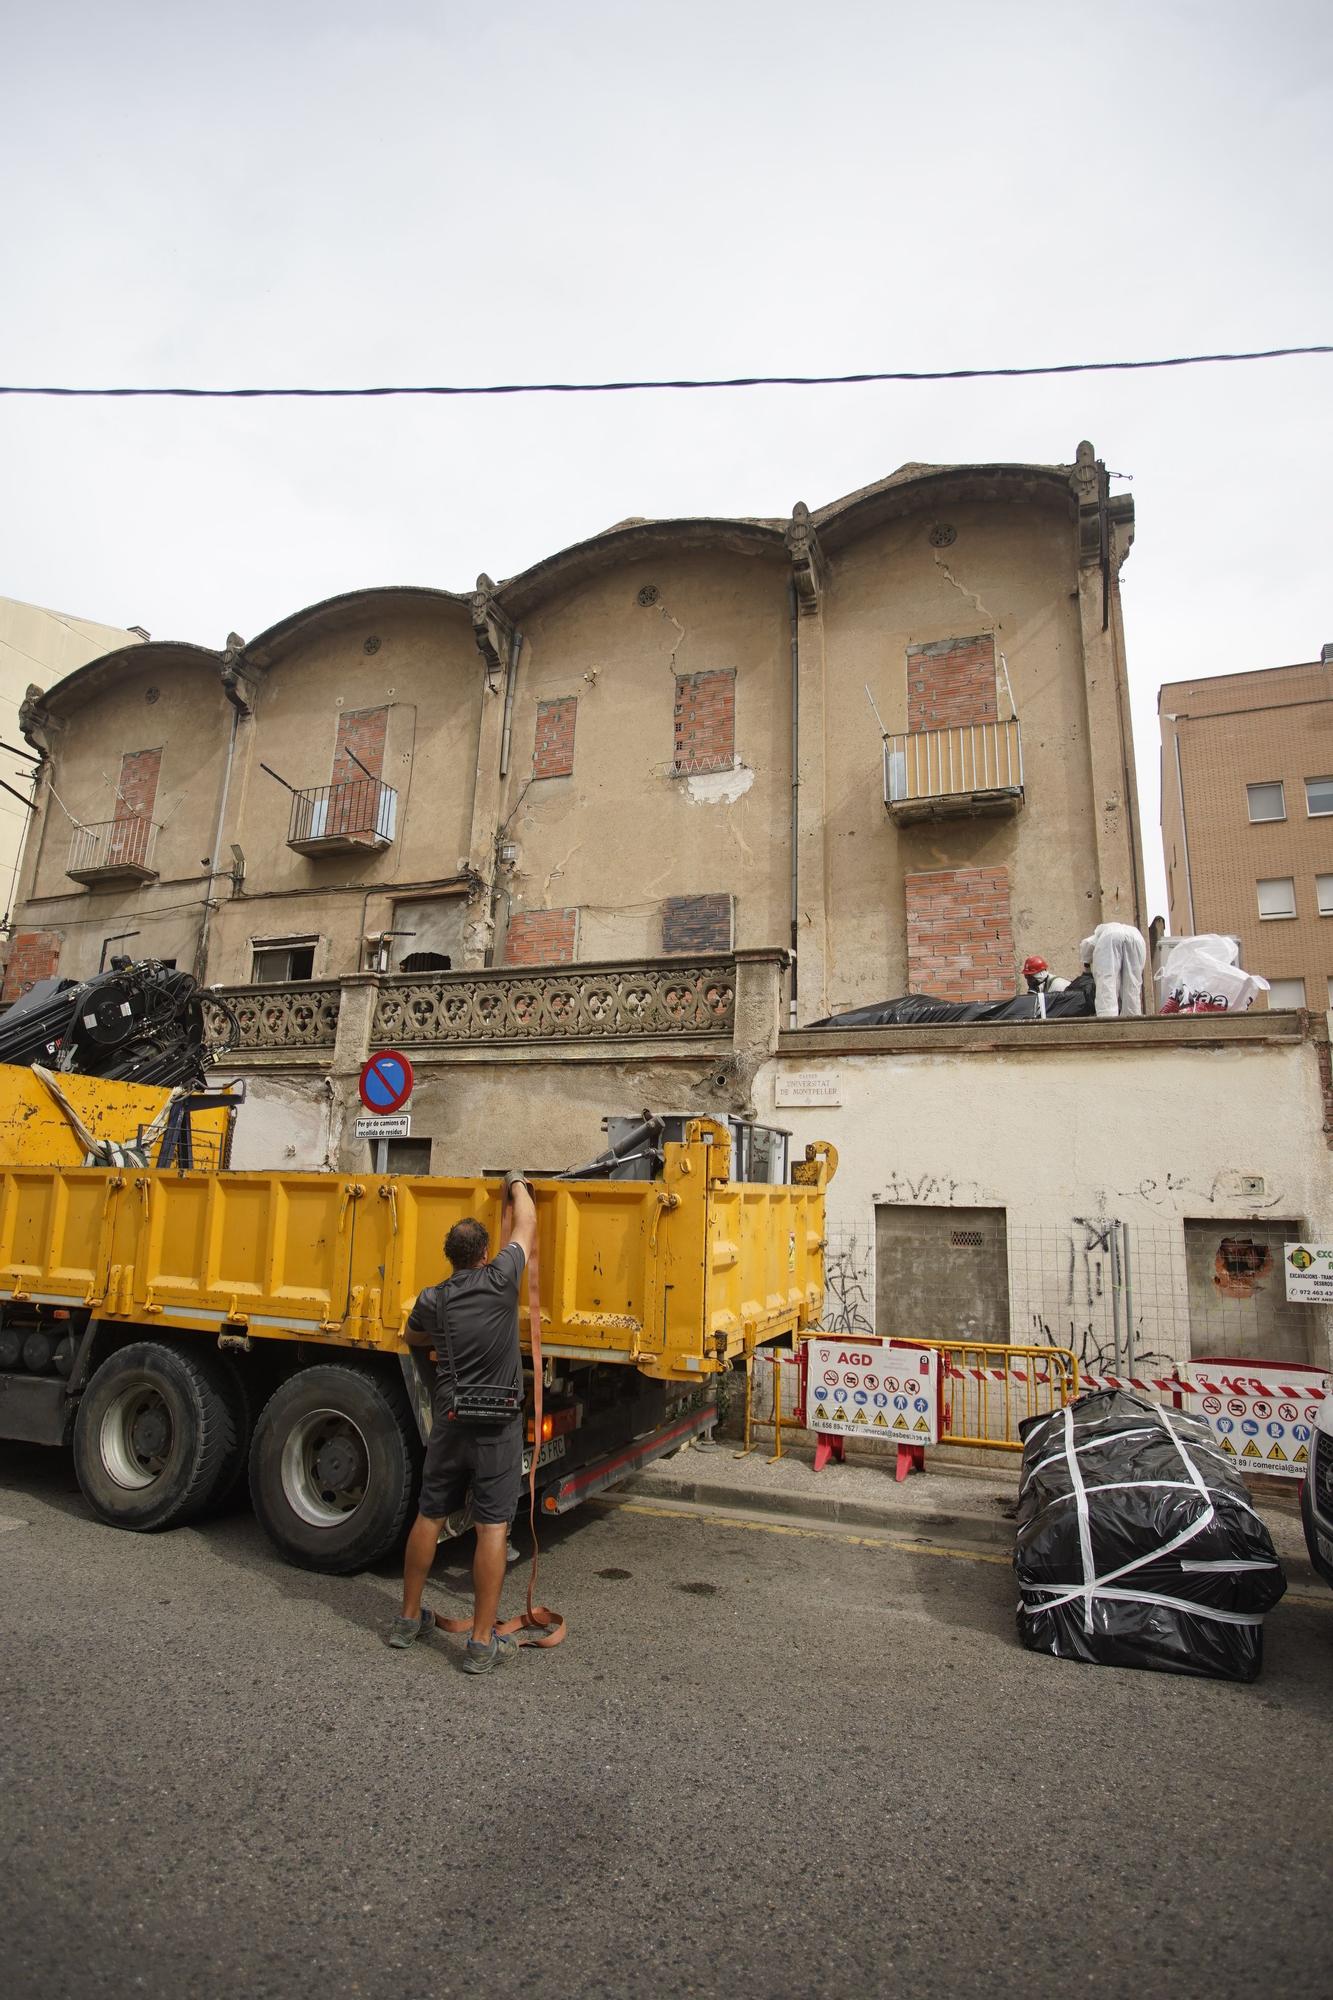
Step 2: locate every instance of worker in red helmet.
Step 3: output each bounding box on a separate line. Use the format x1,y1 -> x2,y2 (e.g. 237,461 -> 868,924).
1021,954 -> 1069,1019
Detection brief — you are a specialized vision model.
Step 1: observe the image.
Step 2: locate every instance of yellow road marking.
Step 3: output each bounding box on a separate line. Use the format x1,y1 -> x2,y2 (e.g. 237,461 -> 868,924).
596,1496 -> 1011,1565
593,1498 -> 1333,1606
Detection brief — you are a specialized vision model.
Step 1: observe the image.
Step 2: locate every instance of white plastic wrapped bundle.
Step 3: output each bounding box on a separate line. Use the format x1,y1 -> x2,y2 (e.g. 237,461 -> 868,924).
1157,934 -> 1269,1014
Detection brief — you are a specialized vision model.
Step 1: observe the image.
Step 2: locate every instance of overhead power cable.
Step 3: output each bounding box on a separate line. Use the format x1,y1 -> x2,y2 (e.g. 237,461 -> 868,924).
0,344 -> 1328,401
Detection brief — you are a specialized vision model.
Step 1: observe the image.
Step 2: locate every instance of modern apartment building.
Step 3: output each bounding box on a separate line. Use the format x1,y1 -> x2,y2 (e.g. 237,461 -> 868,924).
1160,652 -> 1333,1010
0,597 -> 146,928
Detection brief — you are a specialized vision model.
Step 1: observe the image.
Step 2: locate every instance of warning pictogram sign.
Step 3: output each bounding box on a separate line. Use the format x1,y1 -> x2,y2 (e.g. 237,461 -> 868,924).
802,1338 -> 939,1448
1179,1362 -> 1328,1483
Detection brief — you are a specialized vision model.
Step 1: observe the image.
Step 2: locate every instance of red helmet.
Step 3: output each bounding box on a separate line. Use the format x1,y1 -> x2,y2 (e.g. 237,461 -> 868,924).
1021,955 -> 1048,976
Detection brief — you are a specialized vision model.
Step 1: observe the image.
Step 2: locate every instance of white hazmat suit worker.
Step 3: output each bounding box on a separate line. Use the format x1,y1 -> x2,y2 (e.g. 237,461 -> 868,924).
1079,923 -> 1147,1018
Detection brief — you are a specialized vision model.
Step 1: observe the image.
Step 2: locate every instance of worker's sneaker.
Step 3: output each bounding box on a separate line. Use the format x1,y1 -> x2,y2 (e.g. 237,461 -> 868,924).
461,1630 -> 518,1675
387,1607 -> 435,1649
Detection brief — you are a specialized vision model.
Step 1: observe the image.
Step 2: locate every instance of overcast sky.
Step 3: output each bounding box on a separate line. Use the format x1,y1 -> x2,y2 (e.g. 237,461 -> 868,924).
3,0 -> 1330,919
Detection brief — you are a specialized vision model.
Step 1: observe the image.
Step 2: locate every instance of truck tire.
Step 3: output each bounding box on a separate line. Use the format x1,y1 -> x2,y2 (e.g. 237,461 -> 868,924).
197,1355 -> 256,1518
71,1341 -> 239,1532
248,1364 -> 419,1574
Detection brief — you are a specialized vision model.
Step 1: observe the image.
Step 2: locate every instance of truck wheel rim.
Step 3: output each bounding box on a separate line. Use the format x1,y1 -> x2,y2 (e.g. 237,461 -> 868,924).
100,1384 -> 173,1489
280,1408 -> 369,1527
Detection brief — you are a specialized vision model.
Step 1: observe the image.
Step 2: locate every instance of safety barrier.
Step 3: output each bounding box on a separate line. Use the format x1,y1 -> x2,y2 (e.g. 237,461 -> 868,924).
922,1339 -> 1080,1451
735,1345 -> 802,1462
737,1337 -> 1078,1458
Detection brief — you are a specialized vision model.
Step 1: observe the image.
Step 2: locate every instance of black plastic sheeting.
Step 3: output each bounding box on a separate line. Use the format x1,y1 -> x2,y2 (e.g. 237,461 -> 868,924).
808,973 -> 1096,1028
1014,1390 -> 1286,1681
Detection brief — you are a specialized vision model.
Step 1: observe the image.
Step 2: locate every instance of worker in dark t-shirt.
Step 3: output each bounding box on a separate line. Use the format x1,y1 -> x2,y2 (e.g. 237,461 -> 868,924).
390,1172 -> 537,1674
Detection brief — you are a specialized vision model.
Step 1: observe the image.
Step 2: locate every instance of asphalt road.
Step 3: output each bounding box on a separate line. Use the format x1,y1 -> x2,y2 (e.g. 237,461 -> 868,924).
2,1441 -> 1330,2000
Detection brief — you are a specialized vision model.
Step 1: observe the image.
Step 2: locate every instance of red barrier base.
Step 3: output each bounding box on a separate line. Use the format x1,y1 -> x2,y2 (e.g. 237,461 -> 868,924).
896,1443 -> 926,1482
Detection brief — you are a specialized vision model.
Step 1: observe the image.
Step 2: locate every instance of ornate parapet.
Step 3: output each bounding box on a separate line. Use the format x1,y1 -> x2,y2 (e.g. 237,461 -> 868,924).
470,573 -> 513,685
372,958 -> 736,1046
205,981 -> 341,1053
785,501 -> 824,613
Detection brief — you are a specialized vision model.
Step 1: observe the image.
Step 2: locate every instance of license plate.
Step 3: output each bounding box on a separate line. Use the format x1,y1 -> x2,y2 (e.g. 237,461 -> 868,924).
522,1436 -> 567,1476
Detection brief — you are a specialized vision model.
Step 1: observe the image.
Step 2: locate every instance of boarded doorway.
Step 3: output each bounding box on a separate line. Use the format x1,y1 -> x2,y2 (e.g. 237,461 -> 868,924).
875,1205 -> 1010,1343
1183,1218 -> 1310,1364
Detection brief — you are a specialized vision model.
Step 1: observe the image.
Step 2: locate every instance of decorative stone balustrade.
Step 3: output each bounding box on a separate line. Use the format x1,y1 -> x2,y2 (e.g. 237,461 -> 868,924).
372,959 -> 736,1045
204,982 -> 342,1052
203,957 -> 755,1067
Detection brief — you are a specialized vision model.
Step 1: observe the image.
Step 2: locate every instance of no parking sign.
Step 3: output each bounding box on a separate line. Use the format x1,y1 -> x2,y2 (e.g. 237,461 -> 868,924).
359,1050 -> 414,1115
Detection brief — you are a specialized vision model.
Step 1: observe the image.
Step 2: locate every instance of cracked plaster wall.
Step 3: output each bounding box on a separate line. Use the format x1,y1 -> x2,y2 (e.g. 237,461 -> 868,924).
496,549 -> 788,960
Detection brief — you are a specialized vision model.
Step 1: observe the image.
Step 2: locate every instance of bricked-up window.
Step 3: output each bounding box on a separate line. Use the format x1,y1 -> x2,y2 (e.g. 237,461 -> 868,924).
323,706 -> 389,840
533,698 -> 577,779
333,707 -> 387,786
661,894 -> 734,955
504,908 -> 578,966
906,634 -> 998,733
1,929 -> 62,1003
905,866 -> 1015,1003
673,670 -> 736,775
105,747 -> 162,869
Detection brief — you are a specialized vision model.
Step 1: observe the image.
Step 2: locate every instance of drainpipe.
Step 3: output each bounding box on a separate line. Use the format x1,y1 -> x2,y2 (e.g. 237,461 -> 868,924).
499,627 -> 523,779
1172,728 -> 1196,933
788,577 -> 800,1028
195,689 -> 244,982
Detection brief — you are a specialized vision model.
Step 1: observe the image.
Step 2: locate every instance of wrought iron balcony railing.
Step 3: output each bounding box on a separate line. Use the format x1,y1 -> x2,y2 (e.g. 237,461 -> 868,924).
287,779 -> 397,855
66,816 -> 159,884
883,717 -> 1024,824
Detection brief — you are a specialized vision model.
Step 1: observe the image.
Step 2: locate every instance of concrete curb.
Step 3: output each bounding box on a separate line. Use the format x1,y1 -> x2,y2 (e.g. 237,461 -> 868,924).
614,1469 -> 1019,1549
614,1468 -> 1326,1592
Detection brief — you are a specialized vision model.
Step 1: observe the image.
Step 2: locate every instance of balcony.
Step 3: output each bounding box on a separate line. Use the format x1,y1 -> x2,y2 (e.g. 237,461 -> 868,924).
66,816 -> 159,885
287,779 -> 397,857
884,718 -> 1024,825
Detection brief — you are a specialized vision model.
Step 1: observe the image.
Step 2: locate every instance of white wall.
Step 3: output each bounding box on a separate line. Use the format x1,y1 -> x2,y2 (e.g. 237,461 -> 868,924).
754,1033 -> 1333,1378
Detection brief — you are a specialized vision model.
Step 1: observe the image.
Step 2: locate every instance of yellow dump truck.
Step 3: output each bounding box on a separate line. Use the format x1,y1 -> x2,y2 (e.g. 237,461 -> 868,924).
0,1066 -> 833,1571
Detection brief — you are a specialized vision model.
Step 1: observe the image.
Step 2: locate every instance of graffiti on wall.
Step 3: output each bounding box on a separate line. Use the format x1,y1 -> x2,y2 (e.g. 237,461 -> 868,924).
822,1230 -> 875,1335
1022,1213 -> 1173,1378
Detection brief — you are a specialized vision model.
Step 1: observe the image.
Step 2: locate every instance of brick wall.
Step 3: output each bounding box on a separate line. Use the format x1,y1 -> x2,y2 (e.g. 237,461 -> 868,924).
661,894 -> 733,954
905,866 -> 1014,1002
533,698 -> 577,779
504,908 -> 578,965
674,669 -> 736,775
907,634 -> 998,732
116,747 -> 162,821
332,706 -> 387,786
2,928 -> 62,1002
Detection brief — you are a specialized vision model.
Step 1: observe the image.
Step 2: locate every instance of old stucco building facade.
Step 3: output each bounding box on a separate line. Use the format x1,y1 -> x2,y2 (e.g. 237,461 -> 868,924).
5,443 -> 1330,1377
9,445 -> 1141,1015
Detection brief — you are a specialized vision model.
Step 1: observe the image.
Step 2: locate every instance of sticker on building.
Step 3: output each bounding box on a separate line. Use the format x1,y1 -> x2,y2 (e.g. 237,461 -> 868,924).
1283,1242 -> 1333,1303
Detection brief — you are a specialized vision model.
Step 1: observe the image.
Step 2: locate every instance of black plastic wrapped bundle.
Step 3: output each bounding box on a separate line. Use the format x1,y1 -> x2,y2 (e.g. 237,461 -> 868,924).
1014,1390 -> 1286,1681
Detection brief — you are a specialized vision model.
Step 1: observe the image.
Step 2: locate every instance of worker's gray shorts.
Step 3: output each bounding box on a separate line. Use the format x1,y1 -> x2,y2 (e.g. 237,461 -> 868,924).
418,1415 -> 522,1526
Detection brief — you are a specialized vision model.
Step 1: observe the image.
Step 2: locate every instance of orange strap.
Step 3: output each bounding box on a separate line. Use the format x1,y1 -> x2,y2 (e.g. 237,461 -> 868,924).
436,1206 -> 566,1649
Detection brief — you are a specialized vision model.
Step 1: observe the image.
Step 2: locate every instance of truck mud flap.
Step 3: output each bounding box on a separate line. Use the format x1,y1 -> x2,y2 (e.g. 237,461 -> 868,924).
542,1404 -> 715,1515
0,1373 -> 73,1446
